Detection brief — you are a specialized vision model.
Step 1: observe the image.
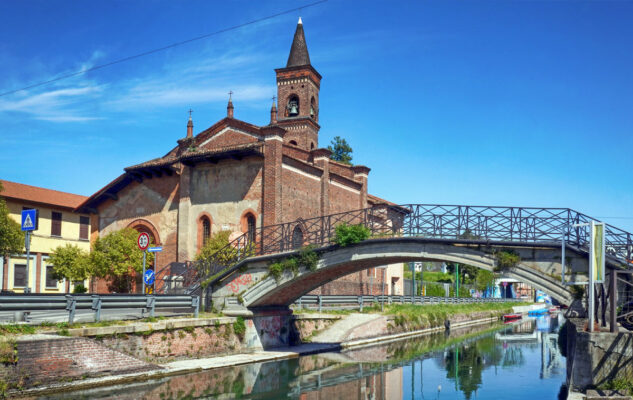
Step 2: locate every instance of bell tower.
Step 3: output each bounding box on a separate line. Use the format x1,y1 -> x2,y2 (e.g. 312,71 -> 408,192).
275,18 -> 321,151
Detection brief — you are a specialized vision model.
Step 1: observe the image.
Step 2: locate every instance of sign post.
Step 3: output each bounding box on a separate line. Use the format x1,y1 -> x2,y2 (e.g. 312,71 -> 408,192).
137,233 -> 150,294
589,221 -> 605,332
21,209 -> 38,294
147,246 -> 162,294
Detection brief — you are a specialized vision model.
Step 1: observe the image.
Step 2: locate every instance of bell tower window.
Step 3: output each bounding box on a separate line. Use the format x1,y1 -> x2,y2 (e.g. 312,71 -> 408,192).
287,95 -> 299,117
310,96 -> 317,120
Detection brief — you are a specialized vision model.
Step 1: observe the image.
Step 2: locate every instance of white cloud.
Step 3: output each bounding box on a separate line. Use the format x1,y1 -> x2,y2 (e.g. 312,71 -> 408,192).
0,84 -> 105,122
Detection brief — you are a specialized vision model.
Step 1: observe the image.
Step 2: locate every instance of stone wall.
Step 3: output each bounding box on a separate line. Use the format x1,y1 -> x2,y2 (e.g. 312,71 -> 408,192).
566,318 -> 633,391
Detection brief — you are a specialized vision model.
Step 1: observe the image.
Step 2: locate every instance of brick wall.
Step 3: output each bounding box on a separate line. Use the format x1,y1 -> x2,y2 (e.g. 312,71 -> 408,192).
2,336 -> 157,387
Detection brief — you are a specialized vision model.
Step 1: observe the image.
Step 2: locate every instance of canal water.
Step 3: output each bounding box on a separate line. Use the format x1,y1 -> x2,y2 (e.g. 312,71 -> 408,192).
41,314 -> 566,400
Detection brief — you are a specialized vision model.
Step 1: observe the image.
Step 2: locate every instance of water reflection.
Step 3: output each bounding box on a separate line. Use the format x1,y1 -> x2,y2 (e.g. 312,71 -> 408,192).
43,314 -> 565,400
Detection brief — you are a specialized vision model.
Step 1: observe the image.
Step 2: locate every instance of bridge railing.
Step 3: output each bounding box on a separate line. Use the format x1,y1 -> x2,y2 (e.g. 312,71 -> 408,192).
290,294 -> 520,312
157,203 -> 633,294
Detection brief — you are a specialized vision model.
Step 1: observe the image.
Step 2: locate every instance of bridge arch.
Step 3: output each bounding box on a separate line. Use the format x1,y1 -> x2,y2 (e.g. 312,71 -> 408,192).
230,238 -> 574,309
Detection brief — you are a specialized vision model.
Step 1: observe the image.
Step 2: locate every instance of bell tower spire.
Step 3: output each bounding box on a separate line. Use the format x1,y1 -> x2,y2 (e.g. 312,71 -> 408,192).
274,18 -> 322,151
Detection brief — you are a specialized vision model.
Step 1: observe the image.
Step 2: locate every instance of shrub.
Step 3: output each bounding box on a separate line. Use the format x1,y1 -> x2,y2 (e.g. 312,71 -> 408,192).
233,317 -> 246,339
333,223 -> 370,247
297,245 -> 319,271
570,285 -> 585,300
268,262 -> 283,281
494,250 -> 520,271
72,284 -> 88,294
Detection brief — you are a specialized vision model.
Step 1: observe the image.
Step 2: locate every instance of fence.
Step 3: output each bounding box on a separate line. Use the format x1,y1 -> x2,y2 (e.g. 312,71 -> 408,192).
291,294 -> 519,312
0,294 -> 199,324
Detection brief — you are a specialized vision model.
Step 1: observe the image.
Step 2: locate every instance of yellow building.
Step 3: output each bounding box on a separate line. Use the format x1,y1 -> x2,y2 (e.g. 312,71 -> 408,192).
1,180 -> 91,293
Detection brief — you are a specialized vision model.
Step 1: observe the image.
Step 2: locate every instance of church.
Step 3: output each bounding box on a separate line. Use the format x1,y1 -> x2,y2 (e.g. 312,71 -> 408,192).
77,19 -> 404,295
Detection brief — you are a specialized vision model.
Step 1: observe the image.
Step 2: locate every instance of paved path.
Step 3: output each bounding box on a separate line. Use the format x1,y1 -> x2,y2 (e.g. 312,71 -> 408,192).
311,313 -> 383,343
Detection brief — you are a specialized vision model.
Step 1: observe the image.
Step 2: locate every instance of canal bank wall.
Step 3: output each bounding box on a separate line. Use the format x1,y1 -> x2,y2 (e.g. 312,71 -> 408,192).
565,318 -> 633,392
1,306 -> 518,397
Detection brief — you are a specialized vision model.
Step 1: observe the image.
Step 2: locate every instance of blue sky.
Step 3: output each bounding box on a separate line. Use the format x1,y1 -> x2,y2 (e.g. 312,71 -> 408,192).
0,1 -> 631,231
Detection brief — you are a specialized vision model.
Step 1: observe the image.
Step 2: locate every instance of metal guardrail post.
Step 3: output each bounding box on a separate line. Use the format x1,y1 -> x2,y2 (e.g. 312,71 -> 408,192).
65,295 -> 76,324
146,295 -> 156,318
358,296 -> 363,312
192,296 -> 200,318
318,295 -> 322,313
91,295 -> 102,322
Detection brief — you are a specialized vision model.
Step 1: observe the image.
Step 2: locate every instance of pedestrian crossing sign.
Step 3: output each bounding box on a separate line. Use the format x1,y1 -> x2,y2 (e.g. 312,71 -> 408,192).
21,209 -> 38,231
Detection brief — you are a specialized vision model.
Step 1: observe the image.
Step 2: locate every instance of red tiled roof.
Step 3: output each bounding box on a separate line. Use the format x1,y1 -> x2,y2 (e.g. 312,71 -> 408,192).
0,180 -> 87,209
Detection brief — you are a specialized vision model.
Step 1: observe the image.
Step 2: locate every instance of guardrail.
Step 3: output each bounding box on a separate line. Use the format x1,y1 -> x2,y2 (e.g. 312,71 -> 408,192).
0,294 -> 200,324
292,295 -> 520,312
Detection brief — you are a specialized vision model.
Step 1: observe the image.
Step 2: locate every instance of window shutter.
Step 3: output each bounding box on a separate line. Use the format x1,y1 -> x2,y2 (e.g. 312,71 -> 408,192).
80,216 -> 89,240
51,212 -> 62,236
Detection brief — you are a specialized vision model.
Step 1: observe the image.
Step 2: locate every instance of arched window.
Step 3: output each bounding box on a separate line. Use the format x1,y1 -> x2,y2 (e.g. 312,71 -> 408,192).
310,96 -> 317,120
289,140 -> 298,146
287,95 -> 299,117
310,142 -> 315,150
202,217 -> 211,246
292,225 -> 304,249
247,214 -> 256,244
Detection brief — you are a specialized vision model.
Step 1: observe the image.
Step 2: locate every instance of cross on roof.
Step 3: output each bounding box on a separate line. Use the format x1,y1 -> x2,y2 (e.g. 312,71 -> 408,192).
272,95 -> 276,103
228,90 -> 233,100
188,109 -> 193,118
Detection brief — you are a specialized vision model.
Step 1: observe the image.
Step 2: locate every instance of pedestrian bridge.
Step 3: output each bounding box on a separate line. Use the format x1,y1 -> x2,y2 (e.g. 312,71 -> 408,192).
212,237 -> 581,310
155,204 -> 632,313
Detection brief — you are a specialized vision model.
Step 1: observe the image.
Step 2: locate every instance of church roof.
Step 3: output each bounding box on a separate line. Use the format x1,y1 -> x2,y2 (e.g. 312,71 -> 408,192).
286,18 -> 311,68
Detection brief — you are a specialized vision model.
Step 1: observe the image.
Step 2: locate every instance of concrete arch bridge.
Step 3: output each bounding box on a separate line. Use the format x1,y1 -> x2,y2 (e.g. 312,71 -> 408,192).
157,204 -> 632,317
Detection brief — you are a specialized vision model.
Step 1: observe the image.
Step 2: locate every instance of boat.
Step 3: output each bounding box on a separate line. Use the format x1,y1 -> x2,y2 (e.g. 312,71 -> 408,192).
528,308 -> 549,316
502,313 -> 522,322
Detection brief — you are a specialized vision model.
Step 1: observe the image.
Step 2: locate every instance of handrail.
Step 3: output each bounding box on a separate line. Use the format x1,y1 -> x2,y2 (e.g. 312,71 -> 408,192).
0,294 -> 199,324
156,204 -> 633,294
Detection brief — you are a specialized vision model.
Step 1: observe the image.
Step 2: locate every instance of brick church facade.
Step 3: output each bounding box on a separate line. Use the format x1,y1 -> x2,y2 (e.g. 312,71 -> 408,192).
77,19 -> 403,295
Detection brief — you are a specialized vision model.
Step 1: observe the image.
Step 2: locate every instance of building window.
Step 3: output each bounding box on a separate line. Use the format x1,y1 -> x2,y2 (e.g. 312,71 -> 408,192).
202,217 -> 211,246
45,266 -> 58,289
247,214 -> 256,244
13,264 -> 26,287
287,95 -> 299,117
292,226 -> 304,249
289,140 -> 298,146
80,216 -> 90,240
51,211 -> 62,236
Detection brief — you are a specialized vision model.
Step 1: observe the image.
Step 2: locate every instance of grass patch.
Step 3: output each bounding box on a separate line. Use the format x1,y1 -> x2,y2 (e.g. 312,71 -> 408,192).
385,302 -> 523,331
599,379 -> 633,395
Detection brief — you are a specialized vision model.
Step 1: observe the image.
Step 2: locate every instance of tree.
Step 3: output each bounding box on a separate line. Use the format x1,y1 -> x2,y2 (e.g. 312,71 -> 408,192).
90,228 -> 154,293
0,182 -> 24,258
195,230 -> 237,266
327,136 -> 353,165
49,244 -> 91,289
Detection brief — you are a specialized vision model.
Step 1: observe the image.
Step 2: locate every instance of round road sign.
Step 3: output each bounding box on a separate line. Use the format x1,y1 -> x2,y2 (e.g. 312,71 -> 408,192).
143,269 -> 155,286
137,232 -> 150,250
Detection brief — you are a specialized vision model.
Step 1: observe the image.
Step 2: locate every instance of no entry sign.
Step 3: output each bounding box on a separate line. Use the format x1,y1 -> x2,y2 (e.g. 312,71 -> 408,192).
137,232 -> 150,250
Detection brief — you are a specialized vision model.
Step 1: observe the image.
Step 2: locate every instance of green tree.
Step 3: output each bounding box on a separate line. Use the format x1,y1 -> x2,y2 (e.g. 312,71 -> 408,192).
90,228 -> 153,293
327,136 -> 353,165
49,244 -> 91,290
195,230 -> 235,265
0,182 -> 24,258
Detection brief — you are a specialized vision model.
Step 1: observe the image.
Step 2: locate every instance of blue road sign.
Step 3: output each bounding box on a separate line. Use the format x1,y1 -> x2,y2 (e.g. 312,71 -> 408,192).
147,246 -> 163,253
143,269 -> 155,286
21,209 -> 38,231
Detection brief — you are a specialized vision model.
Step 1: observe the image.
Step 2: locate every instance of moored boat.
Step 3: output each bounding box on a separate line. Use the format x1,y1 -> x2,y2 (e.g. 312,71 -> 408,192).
502,313 -> 522,322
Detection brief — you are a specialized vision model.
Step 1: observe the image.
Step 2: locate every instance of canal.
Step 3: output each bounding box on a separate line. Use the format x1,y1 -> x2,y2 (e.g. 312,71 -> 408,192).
41,314 -> 566,399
